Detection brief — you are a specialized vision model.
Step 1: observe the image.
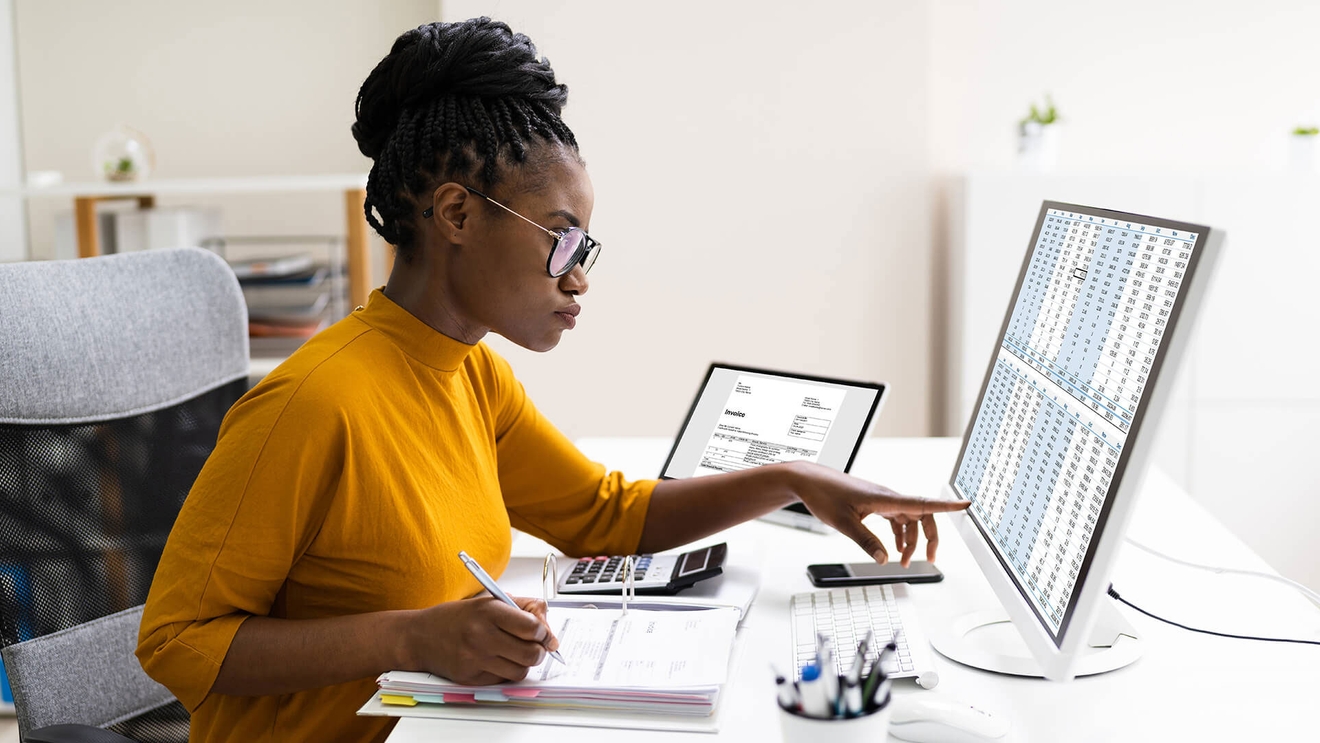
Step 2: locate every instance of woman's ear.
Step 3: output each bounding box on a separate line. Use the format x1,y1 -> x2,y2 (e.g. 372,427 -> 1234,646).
430,182 -> 473,240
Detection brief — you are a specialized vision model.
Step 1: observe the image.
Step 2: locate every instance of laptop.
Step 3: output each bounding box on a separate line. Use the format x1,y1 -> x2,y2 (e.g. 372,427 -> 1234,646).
658,363 -> 888,531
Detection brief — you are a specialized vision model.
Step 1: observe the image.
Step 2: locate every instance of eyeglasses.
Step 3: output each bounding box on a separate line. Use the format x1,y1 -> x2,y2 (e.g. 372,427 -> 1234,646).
423,186 -> 601,278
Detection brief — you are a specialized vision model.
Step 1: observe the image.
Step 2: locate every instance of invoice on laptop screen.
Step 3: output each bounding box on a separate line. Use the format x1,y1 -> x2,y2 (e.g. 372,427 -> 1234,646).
660,365 -> 885,479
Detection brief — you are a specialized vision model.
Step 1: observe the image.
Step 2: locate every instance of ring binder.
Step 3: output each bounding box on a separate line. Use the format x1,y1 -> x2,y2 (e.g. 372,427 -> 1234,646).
621,555 -> 636,614
542,554 -> 558,602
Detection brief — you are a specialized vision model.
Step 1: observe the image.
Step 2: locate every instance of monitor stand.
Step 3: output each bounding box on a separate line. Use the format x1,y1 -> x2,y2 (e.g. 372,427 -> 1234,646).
929,600 -> 1142,678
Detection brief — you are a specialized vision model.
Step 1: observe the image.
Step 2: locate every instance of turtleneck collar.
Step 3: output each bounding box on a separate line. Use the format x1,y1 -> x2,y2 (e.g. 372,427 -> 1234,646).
353,289 -> 478,372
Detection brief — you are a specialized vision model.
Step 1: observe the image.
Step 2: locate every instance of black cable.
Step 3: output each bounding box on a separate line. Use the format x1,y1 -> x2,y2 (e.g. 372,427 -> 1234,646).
1107,585 -> 1320,647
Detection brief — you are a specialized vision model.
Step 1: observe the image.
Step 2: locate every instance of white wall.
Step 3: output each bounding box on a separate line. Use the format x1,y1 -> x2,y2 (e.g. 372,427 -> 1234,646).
927,0 -> 1320,591
15,0 -> 436,267
928,0 -> 1320,174
444,0 -> 935,443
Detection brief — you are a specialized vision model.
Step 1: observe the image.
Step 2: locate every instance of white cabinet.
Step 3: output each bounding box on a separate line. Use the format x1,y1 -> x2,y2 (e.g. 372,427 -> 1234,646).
946,172 -> 1320,590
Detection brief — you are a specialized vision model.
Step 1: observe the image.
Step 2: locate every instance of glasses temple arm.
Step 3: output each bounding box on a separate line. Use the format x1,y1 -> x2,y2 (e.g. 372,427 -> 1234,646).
466,187 -> 563,240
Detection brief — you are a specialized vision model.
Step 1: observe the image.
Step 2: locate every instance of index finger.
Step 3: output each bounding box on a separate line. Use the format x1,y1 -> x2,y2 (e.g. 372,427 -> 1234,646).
885,495 -> 970,517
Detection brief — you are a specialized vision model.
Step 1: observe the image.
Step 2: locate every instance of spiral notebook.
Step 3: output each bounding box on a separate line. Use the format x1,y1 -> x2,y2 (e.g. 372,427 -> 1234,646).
357,605 -> 743,733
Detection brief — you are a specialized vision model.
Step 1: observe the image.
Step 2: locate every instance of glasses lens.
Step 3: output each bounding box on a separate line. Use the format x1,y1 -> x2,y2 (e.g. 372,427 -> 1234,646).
549,228 -> 586,276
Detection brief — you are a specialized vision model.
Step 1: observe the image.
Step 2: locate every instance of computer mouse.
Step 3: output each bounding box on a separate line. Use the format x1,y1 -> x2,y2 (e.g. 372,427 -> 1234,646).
888,693 -> 1011,743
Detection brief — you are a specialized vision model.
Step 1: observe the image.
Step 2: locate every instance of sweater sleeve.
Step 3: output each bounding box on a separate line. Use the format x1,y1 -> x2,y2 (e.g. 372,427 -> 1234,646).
483,348 -> 655,557
135,376 -> 343,711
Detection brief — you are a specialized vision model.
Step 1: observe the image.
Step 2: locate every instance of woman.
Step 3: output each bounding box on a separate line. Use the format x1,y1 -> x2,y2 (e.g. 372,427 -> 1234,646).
137,17 -> 967,743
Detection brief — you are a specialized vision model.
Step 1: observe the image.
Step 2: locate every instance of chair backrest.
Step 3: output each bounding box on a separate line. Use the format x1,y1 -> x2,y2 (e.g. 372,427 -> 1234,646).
0,248 -> 249,735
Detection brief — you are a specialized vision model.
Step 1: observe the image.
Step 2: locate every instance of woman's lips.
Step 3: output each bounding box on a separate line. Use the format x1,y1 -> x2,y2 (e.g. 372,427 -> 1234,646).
555,309 -> 578,329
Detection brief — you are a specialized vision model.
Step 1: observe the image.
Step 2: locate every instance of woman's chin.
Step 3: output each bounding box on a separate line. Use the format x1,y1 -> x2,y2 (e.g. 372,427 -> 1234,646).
503,328 -> 564,353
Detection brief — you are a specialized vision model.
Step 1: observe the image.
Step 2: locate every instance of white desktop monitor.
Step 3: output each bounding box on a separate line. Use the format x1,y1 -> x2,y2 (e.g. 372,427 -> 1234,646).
938,201 -> 1223,681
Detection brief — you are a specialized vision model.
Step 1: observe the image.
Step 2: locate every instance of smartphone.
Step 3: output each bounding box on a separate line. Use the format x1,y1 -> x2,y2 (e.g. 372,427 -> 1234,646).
806,560 -> 944,587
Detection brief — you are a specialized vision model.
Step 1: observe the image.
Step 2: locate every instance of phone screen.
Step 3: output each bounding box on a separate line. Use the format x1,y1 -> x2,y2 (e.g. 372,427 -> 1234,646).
847,562 -> 941,579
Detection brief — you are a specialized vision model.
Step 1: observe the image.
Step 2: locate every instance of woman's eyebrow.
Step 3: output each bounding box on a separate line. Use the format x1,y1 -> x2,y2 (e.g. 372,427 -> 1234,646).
548,209 -> 580,227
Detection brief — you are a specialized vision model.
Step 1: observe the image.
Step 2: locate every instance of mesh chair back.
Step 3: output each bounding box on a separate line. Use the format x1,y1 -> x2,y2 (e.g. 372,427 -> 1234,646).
0,248 -> 249,737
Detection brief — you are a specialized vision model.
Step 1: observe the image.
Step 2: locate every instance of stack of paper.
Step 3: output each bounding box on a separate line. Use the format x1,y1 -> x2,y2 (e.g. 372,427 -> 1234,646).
370,606 -> 740,718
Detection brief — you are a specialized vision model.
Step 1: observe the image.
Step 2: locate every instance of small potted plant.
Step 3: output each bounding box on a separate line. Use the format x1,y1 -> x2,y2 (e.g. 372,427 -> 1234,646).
1018,95 -> 1061,172
91,125 -> 155,183
1290,126 -> 1318,173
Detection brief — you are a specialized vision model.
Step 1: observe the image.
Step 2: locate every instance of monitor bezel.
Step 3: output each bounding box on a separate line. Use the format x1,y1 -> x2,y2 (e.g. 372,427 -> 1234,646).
657,363 -> 887,499
942,200 -> 1221,680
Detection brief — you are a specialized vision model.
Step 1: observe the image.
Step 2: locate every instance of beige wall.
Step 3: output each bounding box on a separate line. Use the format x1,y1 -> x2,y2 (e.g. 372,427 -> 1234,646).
16,0 -> 437,265
445,0 -> 935,442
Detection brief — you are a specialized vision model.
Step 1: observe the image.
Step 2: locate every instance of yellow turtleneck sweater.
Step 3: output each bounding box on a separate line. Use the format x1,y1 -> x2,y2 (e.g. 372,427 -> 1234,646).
137,289 -> 655,743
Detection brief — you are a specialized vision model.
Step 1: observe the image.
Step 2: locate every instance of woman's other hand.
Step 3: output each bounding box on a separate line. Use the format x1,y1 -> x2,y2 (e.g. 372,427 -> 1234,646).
788,461 -> 970,567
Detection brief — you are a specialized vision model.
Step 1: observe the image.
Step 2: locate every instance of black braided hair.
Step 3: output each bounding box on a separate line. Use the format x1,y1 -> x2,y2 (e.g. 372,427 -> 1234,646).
352,18 -> 579,261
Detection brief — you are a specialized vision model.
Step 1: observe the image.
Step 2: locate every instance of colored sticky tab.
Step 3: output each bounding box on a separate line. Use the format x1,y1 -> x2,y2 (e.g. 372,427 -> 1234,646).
380,694 -> 418,707
411,694 -> 446,704
474,690 -> 508,702
502,688 -> 542,699
442,692 -> 477,704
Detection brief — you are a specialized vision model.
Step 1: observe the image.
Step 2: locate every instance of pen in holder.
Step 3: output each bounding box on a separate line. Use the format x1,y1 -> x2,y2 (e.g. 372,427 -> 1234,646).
775,640 -> 895,743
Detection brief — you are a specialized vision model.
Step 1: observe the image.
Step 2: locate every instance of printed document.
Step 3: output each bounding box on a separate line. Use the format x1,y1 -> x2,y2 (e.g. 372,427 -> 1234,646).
530,606 -> 738,686
694,374 -> 844,476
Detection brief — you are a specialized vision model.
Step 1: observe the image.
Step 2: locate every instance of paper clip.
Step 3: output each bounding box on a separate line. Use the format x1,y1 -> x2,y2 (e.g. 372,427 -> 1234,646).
621,555 -> 637,615
542,553 -> 558,602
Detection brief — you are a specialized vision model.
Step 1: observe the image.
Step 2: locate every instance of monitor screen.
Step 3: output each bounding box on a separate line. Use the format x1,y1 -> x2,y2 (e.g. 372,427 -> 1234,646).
950,203 -> 1208,644
660,364 -> 884,481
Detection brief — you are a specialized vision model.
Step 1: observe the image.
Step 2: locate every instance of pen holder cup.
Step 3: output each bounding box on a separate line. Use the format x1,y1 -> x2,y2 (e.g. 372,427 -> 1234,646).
778,698 -> 891,743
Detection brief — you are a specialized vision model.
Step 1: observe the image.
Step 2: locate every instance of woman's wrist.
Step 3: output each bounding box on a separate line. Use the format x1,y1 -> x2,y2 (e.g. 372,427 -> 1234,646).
391,607 -> 430,672
772,459 -> 810,505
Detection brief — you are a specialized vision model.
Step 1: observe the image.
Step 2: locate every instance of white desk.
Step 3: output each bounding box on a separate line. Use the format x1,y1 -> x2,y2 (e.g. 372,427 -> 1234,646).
388,437 -> 1319,742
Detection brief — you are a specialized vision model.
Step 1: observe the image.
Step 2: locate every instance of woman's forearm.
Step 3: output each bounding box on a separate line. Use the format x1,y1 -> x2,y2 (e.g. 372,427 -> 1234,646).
637,462 -> 802,553
211,609 -> 416,696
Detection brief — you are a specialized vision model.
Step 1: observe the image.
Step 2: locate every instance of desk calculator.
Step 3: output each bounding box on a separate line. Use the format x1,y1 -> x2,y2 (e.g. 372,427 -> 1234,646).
556,543 -> 727,596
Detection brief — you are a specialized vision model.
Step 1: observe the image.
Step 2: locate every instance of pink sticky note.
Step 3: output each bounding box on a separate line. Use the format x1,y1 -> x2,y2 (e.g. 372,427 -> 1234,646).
442,693 -> 477,704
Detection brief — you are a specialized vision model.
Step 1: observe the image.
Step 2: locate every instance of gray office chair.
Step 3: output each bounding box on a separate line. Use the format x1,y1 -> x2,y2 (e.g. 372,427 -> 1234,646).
0,248 -> 249,742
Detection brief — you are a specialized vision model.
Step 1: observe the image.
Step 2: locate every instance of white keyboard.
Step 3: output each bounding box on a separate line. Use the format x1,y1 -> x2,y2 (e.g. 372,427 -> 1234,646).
789,583 -> 939,688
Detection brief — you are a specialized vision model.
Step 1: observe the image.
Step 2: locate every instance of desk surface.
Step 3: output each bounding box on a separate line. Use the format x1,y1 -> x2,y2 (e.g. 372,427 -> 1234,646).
388,437 -> 1319,742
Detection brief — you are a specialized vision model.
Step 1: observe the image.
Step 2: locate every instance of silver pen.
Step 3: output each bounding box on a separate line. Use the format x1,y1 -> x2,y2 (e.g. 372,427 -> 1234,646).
458,551 -> 566,665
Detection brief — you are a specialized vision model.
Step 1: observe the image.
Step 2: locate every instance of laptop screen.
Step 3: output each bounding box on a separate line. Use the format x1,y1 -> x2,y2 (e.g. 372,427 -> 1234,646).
660,364 -> 886,481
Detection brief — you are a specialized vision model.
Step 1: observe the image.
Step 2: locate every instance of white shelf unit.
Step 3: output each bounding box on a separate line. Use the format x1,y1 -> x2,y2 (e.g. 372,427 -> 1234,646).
944,172 -> 1320,592
8,174 -> 380,309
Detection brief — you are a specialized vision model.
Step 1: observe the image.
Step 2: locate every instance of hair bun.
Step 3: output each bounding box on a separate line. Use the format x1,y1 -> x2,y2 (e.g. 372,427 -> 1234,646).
352,17 -> 569,160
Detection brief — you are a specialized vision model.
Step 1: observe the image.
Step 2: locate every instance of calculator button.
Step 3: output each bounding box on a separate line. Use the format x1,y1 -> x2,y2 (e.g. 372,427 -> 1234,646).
565,577 -> 580,584
579,575 -> 596,584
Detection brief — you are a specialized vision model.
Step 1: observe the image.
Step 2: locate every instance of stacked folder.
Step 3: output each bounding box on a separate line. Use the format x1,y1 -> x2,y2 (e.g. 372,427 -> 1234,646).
363,606 -> 741,723
227,253 -> 345,355
374,671 -> 723,716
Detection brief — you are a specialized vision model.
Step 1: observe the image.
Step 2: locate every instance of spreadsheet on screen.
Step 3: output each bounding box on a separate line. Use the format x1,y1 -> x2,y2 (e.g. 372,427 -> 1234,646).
954,207 -> 1198,635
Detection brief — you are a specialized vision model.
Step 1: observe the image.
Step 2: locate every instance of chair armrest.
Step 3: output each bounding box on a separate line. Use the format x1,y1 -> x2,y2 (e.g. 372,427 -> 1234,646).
24,724 -> 138,743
